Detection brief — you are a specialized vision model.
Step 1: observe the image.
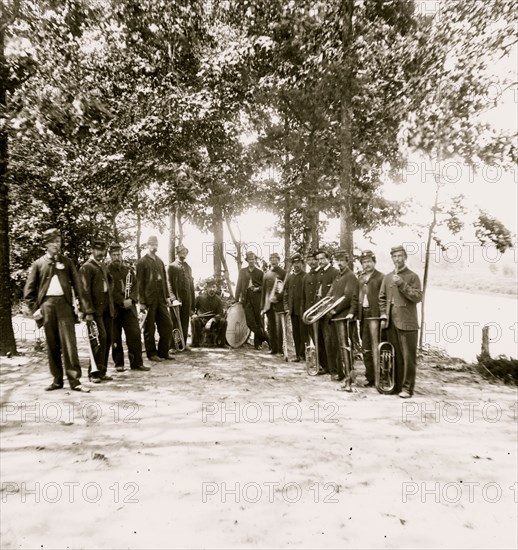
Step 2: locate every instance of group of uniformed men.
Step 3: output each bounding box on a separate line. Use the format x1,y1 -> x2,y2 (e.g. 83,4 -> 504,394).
23,230 -> 226,393
236,246 -> 422,398
24,227 -> 422,398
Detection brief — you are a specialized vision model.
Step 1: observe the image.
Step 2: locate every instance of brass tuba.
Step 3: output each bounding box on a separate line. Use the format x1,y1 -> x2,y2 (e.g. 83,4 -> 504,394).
366,317 -> 395,394
302,296 -> 345,376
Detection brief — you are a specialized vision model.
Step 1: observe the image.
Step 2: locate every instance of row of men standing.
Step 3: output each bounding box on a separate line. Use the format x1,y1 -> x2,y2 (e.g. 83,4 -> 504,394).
23,230 -> 225,391
235,246 -> 422,398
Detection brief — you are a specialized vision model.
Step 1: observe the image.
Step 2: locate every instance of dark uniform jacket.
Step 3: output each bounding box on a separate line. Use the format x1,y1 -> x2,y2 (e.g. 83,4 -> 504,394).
195,292 -> 224,318
168,259 -> 195,308
108,262 -> 138,317
318,265 -> 339,302
235,266 -> 264,303
79,258 -> 114,317
283,270 -> 306,317
302,268 -> 321,312
136,253 -> 170,306
358,269 -> 384,321
327,267 -> 359,320
379,266 -> 422,331
24,253 -> 86,316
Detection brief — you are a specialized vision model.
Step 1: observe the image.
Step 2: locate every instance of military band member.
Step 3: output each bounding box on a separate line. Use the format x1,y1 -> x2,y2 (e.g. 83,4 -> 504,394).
358,250 -> 384,387
108,244 -> 149,372
316,249 -> 339,375
235,251 -> 269,349
136,236 -> 174,362
325,250 -> 359,381
302,251 -> 325,372
379,245 -> 422,398
168,244 -> 195,350
283,252 -> 307,362
191,279 -> 227,347
260,252 -> 286,355
24,228 -> 89,392
79,239 -> 115,383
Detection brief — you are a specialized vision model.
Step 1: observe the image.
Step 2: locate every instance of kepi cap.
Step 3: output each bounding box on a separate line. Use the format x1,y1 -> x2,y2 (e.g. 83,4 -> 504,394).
360,249 -> 376,262
245,251 -> 256,260
147,236 -> 158,245
390,245 -> 406,256
91,238 -> 107,249
109,243 -> 122,253
290,252 -> 303,262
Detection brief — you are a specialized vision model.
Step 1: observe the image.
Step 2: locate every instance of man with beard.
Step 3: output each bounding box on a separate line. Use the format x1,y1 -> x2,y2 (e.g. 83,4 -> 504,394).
24,228 -> 89,392
325,250 -> 359,383
357,250 -> 384,387
136,236 -> 174,362
108,244 -> 149,372
168,244 -> 195,350
260,252 -> 286,355
191,279 -> 227,347
379,245 -> 422,398
79,239 -> 115,383
283,253 -> 307,362
235,251 -> 269,349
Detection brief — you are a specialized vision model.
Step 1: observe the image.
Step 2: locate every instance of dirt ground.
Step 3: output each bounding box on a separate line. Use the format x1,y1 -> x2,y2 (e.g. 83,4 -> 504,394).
1,316 -> 517,550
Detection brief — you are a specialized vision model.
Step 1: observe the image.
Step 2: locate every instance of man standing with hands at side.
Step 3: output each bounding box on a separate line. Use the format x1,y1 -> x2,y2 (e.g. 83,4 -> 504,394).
379,245 -> 422,398
79,239 -> 115,383
283,253 -> 307,362
136,236 -> 174,362
168,244 -> 195,350
358,250 -> 384,388
24,228 -> 89,392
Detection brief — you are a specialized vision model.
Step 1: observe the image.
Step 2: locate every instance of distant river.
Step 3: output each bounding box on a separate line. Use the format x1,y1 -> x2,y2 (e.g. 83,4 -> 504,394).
422,286 -> 517,362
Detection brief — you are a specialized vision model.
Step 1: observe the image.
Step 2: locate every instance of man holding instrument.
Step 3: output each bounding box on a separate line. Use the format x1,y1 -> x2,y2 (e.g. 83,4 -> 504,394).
260,252 -> 286,355
24,228 -> 89,392
325,250 -> 359,382
235,251 -> 269,350
358,250 -> 384,387
168,244 -> 195,350
191,279 -> 227,347
108,244 -> 149,372
79,239 -> 115,383
379,245 -> 422,398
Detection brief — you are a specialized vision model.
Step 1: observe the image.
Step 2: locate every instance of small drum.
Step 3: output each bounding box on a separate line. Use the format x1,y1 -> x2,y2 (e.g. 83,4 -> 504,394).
225,302 -> 250,348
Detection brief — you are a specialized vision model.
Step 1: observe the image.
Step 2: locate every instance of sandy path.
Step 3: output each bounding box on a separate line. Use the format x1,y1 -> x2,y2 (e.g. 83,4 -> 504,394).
1,318 -> 516,549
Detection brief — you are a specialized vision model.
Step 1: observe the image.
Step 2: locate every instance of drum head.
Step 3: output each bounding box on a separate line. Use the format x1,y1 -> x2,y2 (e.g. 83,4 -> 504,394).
225,303 -> 250,348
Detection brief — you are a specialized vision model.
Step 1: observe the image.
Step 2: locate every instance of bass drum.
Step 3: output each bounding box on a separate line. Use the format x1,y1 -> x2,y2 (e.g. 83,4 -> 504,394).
225,302 -> 251,348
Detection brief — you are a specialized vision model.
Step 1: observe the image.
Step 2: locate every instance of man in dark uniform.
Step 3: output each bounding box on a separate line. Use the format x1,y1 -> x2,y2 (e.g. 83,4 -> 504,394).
358,250 -> 384,387
108,244 -> 149,372
79,239 -> 115,383
283,252 -> 307,362
235,251 -> 269,349
24,228 -> 89,392
168,244 -> 195,350
191,279 -> 227,347
136,236 -> 174,362
379,245 -> 422,398
260,252 -> 286,355
316,249 -> 339,375
325,250 -> 359,382
302,251 -> 324,372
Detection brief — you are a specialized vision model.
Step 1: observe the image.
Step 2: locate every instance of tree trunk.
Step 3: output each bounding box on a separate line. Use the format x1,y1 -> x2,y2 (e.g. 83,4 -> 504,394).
213,202 -> 224,282
419,180 -> 441,349
136,207 -> 142,260
168,207 -> 176,263
339,0 -> 354,261
220,253 -> 234,299
0,24 -> 17,356
226,219 -> 242,273
176,209 -> 184,246
284,194 -> 290,264
310,208 -> 319,251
